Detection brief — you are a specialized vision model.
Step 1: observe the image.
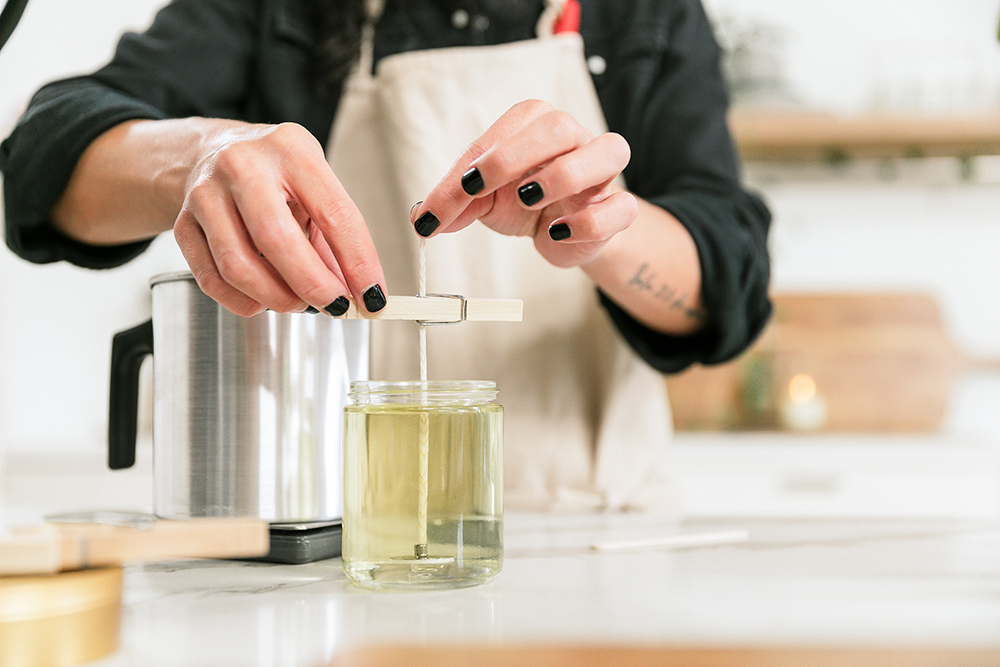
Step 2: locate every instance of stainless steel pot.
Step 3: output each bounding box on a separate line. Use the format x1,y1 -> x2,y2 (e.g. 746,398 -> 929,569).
108,272 -> 369,522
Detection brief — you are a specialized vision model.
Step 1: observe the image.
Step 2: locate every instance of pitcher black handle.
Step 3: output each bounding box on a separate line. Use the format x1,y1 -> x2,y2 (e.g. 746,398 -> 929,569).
108,319 -> 153,470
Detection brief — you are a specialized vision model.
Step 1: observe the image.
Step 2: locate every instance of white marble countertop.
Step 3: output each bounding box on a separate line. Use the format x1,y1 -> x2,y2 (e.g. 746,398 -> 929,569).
5,433 -> 1000,666
81,512 -> 1000,667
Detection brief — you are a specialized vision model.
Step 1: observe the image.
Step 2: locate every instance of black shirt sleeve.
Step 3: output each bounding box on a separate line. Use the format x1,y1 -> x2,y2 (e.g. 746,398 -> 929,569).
1,0 -> 264,268
1,80 -> 166,267
581,0 -> 772,372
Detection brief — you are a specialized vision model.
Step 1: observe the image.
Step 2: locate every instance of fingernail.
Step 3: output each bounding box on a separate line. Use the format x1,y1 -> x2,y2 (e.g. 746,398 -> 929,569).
414,211 -> 440,237
461,167 -> 484,195
323,296 -> 350,317
518,181 -> 544,206
549,223 -> 571,241
363,284 -> 386,312
304,306 -> 320,314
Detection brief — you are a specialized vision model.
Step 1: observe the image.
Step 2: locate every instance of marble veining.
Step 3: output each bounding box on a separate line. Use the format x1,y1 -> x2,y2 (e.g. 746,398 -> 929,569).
73,513 -> 1000,667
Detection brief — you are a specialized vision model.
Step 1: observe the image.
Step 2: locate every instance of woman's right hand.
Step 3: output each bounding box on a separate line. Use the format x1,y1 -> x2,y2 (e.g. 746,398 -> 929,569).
53,118 -> 386,318
173,121 -> 387,317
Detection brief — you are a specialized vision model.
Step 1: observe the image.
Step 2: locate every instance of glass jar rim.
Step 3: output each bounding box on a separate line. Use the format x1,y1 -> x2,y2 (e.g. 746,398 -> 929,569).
348,380 -> 498,404
350,380 -> 496,391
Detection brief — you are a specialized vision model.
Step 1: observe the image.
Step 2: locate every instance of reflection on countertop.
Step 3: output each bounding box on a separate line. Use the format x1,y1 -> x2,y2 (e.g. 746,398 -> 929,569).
92,513 -> 1000,667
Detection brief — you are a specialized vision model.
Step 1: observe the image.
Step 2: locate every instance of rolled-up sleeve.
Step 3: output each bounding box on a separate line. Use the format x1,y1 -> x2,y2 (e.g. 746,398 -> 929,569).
583,0 -> 772,373
1,0 -> 260,268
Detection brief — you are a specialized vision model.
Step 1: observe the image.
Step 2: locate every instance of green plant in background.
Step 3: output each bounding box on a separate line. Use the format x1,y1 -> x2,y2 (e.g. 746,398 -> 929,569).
738,353 -> 776,429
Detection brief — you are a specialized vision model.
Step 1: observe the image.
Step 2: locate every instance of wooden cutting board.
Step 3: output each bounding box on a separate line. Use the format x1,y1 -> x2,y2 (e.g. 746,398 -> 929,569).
329,645 -> 1000,667
666,292 -> 998,432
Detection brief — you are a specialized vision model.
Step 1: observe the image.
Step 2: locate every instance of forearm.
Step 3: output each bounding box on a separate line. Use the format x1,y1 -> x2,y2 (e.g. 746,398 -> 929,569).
50,117 -> 257,245
582,195 -> 705,336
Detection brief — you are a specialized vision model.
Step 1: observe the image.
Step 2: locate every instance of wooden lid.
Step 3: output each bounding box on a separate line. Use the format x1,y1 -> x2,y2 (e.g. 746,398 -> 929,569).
0,567 -> 122,666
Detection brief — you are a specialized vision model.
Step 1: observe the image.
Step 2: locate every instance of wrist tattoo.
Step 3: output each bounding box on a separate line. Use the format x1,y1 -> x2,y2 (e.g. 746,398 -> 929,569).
628,263 -> 707,323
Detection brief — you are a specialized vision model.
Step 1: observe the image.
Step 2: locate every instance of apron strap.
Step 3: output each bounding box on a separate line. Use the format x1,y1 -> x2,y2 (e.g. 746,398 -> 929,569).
356,0 -> 385,80
365,0 -> 385,22
537,0 -> 568,38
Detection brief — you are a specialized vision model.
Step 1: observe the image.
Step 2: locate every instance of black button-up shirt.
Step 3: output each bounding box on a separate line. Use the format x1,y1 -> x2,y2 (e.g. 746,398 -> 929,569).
1,0 -> 772,372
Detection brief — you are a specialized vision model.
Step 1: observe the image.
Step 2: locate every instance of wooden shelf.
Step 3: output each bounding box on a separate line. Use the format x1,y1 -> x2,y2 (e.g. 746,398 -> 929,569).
730,109 -> 1000,161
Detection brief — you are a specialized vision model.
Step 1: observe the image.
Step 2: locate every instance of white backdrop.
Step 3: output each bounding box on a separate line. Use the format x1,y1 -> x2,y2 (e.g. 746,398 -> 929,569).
0,0 -> 179,458
703,0 -> 1000,115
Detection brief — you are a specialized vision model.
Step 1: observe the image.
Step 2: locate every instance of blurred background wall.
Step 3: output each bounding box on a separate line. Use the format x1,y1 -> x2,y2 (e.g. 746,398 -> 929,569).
0,0 -> 179,463
691,0 -> 1000,440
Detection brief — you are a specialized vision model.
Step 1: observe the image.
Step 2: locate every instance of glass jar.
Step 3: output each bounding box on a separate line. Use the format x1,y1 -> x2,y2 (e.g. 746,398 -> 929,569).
342,380 -> 503,590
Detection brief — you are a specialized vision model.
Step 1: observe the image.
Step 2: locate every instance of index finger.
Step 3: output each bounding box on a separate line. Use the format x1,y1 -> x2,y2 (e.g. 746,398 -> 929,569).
289,161 -> 388,313
411,99 -> 557,237
234,172 -> 353,312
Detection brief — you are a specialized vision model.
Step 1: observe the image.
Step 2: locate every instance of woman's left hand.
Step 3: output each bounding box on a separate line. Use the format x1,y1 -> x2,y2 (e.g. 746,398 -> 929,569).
410,99 -> 638,269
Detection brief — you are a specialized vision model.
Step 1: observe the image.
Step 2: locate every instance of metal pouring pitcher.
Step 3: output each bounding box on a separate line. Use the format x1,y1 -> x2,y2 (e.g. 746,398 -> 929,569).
107,272 -> 369,522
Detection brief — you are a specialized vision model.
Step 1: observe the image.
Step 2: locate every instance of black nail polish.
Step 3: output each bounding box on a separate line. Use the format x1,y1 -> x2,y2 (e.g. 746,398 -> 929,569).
414,211 -> 440,238
363,284 -> 386,312
304,306 -> 320,314
323,296 -> 350,317
518,181 -> 544,207
461,167 -> 485,195
549,223 -> 571,241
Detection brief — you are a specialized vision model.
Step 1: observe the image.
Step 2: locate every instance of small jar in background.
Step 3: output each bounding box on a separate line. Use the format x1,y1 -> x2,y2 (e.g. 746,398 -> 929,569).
342,380 -> 503,590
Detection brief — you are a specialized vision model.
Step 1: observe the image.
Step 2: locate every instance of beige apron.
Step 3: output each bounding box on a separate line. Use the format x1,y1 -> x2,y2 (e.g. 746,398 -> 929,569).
327,0 -> 676,513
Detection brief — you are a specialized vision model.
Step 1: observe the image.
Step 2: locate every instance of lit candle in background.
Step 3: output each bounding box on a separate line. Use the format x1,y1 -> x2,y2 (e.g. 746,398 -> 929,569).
779,373 -> 828,432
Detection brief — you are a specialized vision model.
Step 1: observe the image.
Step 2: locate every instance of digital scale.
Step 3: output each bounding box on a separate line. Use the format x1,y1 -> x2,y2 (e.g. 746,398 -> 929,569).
257,521 -> 343,564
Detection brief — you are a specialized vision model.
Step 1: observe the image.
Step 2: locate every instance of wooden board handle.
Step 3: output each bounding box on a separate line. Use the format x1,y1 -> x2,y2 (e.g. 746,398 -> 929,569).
2,518 -> 270,575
